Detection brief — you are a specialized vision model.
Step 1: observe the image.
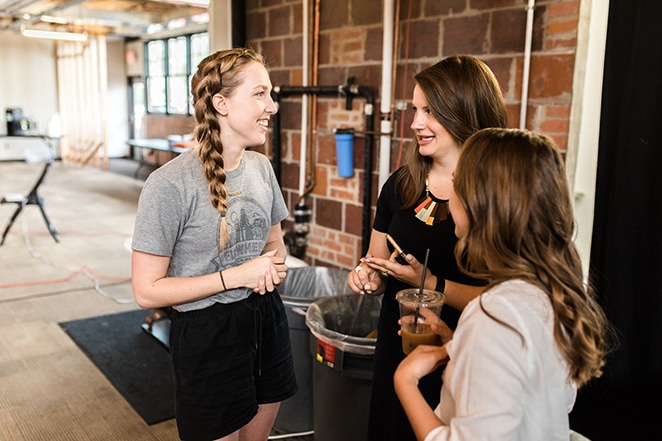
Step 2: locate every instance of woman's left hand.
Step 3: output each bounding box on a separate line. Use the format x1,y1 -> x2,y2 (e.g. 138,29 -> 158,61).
395,343 -> 450,384
363,252 -> 425,287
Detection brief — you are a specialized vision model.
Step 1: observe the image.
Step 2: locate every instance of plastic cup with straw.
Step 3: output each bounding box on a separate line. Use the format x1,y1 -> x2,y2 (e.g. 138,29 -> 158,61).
396,248 -> 445,354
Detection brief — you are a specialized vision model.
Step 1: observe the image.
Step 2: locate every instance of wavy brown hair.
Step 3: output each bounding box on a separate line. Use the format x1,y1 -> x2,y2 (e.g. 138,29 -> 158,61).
453,128 -> 613,387
190,48 -> 265,248
397,55 -> 508,208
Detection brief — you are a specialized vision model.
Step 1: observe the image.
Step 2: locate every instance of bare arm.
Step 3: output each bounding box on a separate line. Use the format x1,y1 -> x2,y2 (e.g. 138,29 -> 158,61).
131,251 -> 224,309
262,223 -> 288,259
394,344 -> 450,440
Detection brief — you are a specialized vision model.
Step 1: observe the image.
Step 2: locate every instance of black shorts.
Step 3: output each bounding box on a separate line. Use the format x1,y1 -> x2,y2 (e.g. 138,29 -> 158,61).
169,290 -> 297,441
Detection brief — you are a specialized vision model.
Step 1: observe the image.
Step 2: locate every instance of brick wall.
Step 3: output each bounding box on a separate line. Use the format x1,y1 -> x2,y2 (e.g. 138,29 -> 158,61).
247,0 -> 580,270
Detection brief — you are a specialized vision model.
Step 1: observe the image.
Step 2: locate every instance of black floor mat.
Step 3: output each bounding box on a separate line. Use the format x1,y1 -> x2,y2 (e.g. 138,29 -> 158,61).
60,309 -> 174,425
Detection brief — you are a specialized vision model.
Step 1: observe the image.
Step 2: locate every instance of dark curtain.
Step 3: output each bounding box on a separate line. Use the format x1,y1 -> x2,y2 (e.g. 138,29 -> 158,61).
569,0 -> 662,439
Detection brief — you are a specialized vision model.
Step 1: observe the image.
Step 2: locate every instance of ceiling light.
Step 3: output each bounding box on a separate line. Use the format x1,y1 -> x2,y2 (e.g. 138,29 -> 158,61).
21,28 -> 88,42
40,15 -> 69,25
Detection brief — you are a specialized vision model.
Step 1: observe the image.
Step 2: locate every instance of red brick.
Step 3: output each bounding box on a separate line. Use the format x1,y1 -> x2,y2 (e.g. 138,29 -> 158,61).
547,1 -> 580,18
365,27 -> 383,62
528,54 -> 575,100
345,203 -> 363,236
540,117 -> 569,134
261,39 -> 282,66
352,0 -> 382,26
319,0 -> 349,30
407,19 -> 440,58
444,15 -> 488,55
284,37 -> 303,67
246,11 -> 267,40
268,5 -> 292,37
547,18 -> 578,36
491,9 -> 528,54
425,0 -> 466,16
312,165 -> 328,197
472,0 -> 517,9
546,105 -> 571,118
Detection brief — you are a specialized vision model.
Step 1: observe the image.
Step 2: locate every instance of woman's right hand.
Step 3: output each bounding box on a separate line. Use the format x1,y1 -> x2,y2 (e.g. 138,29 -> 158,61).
348,254 -> 384,295
234,249 -> 288,294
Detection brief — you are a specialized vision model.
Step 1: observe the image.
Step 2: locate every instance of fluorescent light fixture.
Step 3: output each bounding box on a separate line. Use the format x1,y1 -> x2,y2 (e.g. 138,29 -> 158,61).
21,28 -> 88,42
40,15 -> 70,25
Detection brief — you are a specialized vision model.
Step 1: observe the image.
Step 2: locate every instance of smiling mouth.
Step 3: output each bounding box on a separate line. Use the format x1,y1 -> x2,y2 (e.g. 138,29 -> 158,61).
258,120 -> 269,128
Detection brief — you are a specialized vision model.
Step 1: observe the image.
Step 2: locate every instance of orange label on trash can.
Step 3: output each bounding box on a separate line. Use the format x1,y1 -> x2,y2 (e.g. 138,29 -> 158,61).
316,338 -> 335,368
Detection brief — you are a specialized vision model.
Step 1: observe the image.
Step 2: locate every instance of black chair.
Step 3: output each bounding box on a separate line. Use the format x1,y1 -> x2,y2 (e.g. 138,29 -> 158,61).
1,161 -> 59,245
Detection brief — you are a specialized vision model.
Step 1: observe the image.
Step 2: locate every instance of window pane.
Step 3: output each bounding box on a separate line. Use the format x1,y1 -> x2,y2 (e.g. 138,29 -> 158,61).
189,74 -> 195,115
168,76 -> 189,115
190,32 -> 210,70
147,76 -> 166,113
168,36 -> 188,75
131,80 -> 145,138
147,40 -> 165,76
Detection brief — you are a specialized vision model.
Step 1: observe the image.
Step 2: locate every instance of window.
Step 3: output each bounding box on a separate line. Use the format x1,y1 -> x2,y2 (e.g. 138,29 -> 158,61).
145,32 -> 210,115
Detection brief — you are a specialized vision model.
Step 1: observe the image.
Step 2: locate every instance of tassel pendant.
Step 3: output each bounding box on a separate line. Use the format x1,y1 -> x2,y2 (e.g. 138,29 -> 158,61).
414,175 -> 449,224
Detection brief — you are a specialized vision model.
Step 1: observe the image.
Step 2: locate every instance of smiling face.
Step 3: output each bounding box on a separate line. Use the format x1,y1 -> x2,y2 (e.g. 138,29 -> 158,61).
410,84 -> 460,160
214,61 -> 277,150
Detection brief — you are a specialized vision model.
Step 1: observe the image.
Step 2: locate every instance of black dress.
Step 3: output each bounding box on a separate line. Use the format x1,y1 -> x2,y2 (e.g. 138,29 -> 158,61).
367,168 -> 485,441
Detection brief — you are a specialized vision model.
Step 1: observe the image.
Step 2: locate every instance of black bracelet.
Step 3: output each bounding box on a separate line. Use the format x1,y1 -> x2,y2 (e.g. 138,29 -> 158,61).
435,275 -> 446,293
219,270 -> 227,291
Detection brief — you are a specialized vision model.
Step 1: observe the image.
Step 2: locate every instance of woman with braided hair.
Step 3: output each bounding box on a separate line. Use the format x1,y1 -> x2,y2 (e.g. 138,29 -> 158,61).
132,48 -> 297,441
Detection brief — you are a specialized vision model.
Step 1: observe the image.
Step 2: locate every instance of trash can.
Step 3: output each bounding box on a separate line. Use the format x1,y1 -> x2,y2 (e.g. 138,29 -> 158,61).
305,293 -> 381,441
274,267 -> 351,433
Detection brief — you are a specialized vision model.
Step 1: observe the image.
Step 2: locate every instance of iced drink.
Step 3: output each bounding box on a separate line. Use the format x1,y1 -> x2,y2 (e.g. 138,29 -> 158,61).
396,288 -> 445,354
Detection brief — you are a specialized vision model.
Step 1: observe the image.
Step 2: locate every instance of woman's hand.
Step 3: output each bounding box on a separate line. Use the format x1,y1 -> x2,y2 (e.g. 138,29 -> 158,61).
398,309 -> 454,346
348,253 -> 385,295
363,251 -> 426,288
395,343 -> 450,385
234,249 -> 288,294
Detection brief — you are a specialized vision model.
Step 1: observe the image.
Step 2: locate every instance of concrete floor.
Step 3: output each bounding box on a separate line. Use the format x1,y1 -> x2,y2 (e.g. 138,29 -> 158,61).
0,159 -> 314,440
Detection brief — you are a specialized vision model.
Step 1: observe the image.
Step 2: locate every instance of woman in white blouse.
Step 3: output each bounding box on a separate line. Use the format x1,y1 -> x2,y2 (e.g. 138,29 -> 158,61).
394,128 -> 614,441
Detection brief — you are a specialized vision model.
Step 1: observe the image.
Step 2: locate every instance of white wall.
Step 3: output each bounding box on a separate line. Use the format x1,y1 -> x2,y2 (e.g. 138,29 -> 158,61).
0,33 -> 58,136
0,33 -> 130,158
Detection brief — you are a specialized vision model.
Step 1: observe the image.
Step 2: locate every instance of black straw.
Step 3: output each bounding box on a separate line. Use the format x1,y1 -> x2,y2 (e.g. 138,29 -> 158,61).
413,248 -> 430,333
419,248 -> 430,297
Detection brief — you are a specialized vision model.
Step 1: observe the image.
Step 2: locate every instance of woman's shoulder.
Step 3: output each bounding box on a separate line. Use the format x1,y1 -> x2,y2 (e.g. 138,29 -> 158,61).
244,149 -> 273,170
467,279 -> 553,327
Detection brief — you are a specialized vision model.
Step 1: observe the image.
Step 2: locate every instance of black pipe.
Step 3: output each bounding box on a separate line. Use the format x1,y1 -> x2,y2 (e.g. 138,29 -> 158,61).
271,80 -> 375,256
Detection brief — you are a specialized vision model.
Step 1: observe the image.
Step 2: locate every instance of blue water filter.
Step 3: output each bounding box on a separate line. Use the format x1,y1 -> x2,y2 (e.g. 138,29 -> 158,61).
334,131 -> 354,178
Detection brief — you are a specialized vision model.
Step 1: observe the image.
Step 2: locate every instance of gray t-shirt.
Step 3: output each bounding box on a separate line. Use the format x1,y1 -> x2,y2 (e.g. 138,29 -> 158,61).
132,148 -> 288,312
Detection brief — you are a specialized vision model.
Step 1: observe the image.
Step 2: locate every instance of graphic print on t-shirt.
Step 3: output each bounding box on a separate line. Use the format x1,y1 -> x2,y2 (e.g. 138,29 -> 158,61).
218,196 -> 270,265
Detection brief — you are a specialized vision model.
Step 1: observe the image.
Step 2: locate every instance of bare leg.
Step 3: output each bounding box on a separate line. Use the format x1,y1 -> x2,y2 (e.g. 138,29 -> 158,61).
238,402 -> 280,441
217,402 -> 281,441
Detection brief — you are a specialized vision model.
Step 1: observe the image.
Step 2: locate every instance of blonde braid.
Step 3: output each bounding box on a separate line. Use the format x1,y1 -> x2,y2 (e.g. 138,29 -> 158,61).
190,48 -> 265,248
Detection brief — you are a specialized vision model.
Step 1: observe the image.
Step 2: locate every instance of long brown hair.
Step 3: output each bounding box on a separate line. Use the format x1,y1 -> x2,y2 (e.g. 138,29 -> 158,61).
190,48 -> 265,248
397,55 -> 508,208
453,128 -> 613,387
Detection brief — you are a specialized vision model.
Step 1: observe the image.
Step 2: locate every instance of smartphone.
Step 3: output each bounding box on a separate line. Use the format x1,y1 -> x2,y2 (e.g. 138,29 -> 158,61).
386,234 -> 409,265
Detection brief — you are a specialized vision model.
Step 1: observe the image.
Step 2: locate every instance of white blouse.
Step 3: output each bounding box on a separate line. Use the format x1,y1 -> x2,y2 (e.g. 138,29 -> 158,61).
425,280 -> 577,441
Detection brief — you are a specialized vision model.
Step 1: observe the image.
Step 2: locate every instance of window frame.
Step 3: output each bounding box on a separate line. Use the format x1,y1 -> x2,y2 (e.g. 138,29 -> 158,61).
144,31 -> 209,116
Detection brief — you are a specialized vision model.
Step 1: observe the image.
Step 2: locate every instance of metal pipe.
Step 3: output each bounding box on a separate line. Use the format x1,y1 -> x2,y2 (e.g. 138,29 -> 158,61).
272,81 -> 375,256
378,0 -> 396,191
520,0 -> 536,129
